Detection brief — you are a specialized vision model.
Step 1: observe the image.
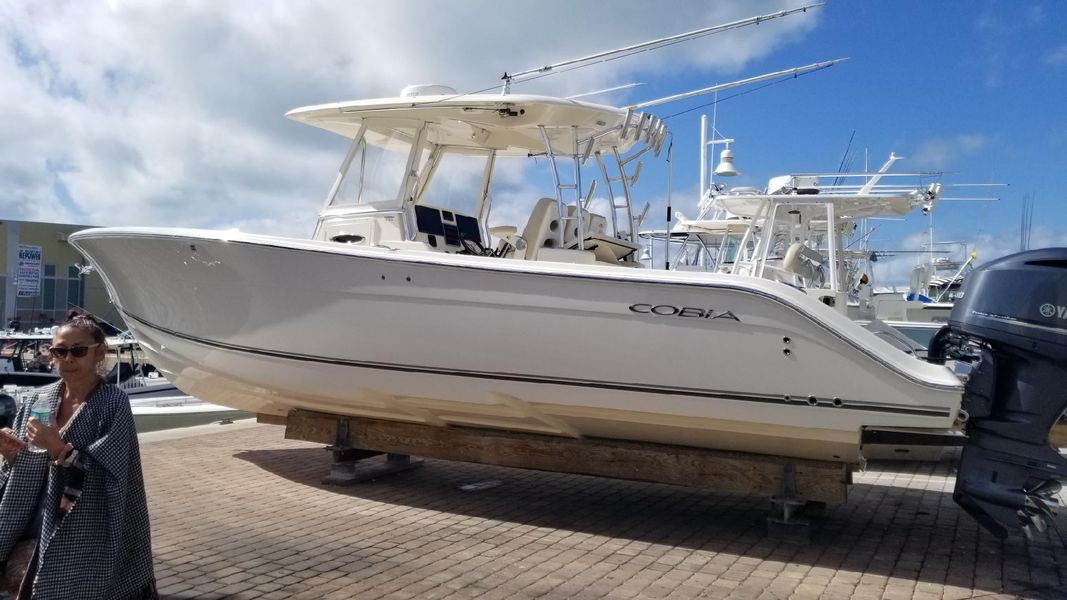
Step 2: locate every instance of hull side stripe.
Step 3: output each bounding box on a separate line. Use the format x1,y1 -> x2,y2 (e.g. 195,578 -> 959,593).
124,311 -> 953,418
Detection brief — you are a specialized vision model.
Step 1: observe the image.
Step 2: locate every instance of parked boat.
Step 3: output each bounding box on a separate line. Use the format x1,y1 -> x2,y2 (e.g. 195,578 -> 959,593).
67,13 -> 1066,538
0,329 -> 249,431
0,331 -> 57,387
871,246 -> 977,326
128,396 -> 249,433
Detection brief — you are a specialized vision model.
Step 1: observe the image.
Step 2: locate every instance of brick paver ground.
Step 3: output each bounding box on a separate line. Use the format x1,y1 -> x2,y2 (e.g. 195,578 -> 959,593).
142,422 -> 1067,599
21,421 -> 1067,599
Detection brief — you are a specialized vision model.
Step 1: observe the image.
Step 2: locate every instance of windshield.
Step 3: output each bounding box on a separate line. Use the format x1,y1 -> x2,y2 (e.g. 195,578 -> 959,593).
331,125 -> 419,208
417,149 -> 490,215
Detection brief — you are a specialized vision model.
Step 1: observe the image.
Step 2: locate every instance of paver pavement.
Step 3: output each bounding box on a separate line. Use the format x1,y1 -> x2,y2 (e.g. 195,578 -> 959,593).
19,421 -> 1067,599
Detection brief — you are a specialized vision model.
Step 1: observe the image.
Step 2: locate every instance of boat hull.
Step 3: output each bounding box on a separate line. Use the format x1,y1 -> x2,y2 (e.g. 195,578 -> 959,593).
70,228 -> 963,463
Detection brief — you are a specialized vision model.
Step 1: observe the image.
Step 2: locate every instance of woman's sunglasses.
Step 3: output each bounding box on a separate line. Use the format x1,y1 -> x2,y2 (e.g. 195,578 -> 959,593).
48,343 -> 101,359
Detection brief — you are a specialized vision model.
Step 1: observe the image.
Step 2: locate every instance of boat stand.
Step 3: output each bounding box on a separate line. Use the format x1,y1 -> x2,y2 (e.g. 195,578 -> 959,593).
321,418 -> 423,485
766,463 -> 824,544
281,410 -> 850,507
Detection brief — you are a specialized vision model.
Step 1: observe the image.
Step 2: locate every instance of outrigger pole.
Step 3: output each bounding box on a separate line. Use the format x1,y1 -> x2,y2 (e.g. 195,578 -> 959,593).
627,59 -> 847,110
499,4 -> 825,94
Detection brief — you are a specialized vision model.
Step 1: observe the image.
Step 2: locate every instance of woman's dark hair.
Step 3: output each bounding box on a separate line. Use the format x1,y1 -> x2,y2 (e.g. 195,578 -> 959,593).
60,311 -> 107,346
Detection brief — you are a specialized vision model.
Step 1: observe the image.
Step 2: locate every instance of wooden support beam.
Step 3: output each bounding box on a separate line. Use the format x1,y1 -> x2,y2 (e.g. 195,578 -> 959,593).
257,413 -> 288,426
285,410 -> 849,505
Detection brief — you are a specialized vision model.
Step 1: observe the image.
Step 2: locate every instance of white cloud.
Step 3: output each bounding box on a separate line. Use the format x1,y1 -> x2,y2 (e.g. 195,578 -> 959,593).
972,226 -> 1067,262
864,204 -> 1067,289
1045,45 -> 1067,68
0,1 -> 819,237
866,230 -> 935,289
910,134 -> 988,171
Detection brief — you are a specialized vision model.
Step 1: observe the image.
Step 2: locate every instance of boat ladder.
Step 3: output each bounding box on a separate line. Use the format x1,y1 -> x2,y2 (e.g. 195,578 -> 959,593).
539,125 -> 588,250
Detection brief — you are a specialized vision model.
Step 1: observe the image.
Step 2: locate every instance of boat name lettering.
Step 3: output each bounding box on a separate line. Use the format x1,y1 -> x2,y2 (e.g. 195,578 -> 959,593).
628,304 -> 740,321
1039,303 -> 1067,320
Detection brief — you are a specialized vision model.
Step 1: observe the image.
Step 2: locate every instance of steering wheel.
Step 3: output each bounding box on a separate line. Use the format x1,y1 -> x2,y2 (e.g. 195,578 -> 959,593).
459,237 -> 490,256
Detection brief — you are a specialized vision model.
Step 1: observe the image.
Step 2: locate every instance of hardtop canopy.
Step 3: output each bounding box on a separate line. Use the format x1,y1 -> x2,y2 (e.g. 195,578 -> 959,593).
286,93 -> 659,156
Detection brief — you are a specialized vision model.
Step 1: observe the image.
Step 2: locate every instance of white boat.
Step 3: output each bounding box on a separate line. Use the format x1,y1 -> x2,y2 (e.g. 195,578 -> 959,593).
129,396 -> 249,433
66,19 -> 1067,538
69,89 -> 964,466
871,247 -> 977,325
0,330 -> 58,387
641,135 -> 945,319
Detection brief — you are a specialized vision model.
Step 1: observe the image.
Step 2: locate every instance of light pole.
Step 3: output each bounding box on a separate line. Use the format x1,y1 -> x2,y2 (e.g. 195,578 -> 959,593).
699,114 -> 739,220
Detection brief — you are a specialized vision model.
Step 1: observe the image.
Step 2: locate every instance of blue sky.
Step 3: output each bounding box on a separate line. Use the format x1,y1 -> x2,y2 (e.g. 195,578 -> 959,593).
2,1 -> 1065,283
629,2 -> 1067,281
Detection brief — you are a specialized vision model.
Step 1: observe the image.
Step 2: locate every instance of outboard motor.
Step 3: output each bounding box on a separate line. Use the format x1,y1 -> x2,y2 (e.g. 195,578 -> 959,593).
929,248 -> 1067,539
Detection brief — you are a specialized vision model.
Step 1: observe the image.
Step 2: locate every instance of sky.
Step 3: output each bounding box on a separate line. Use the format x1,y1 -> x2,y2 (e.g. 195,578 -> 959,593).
2,1 -> 1066,285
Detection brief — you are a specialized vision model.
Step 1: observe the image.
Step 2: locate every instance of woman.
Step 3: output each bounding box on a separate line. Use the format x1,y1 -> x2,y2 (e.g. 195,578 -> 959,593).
0,313 -> 156,599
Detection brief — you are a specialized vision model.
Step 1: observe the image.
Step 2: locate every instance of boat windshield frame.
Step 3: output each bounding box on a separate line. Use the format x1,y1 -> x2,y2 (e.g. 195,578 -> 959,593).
324,119 -> 430,211
413,144 -> 496,227
308,97 -> 668,253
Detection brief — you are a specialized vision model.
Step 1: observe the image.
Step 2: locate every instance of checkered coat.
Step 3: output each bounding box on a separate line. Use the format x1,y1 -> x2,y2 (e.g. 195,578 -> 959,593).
0,381 -> 156,599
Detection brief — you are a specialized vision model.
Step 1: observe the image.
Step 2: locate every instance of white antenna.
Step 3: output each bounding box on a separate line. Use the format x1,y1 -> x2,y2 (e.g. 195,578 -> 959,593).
499,4 -> 824,93
628,58 -> 846,110
858,153 -> 902,195
565,83 -> 644,100
1021,193 -> 1034,251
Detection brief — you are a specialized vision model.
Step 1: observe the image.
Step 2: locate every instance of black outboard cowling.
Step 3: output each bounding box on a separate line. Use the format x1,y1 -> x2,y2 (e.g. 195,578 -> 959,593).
929,247 -> 1067,539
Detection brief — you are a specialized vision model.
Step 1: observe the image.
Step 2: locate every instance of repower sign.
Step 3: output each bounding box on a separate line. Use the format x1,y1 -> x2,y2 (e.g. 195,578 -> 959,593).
16,244 -> 42,298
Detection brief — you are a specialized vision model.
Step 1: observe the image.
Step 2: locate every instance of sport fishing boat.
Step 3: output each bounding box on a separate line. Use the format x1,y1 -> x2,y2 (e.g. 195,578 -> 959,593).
68,13 -> 1067,538
70,87 -> 966,457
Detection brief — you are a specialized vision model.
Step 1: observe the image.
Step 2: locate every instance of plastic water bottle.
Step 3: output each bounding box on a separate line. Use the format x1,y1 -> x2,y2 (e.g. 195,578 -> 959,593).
28,396 -> 51,453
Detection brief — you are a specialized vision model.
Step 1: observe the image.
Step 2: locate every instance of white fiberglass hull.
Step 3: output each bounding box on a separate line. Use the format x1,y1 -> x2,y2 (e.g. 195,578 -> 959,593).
129,396 -> 251,433
70,228 -> 963,464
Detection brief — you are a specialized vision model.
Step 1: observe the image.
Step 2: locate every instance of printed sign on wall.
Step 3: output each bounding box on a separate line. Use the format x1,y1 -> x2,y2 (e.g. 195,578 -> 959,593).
16,244 -> 42,297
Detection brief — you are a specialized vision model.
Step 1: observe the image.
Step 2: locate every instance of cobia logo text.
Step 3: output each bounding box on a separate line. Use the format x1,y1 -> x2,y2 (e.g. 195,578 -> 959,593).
628,303 -> 740,321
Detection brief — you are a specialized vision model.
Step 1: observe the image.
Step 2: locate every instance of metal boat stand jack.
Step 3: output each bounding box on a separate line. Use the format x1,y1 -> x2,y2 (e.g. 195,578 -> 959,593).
767,463 -> 824,544
322,418 -> 423,485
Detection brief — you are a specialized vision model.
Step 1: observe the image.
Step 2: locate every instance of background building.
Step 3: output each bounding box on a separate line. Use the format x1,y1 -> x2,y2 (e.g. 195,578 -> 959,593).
1,219 -> 123,330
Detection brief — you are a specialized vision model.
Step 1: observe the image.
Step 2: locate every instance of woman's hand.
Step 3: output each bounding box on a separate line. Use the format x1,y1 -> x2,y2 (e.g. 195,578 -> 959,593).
26,418 -> 65,459
0,428 -> 26,463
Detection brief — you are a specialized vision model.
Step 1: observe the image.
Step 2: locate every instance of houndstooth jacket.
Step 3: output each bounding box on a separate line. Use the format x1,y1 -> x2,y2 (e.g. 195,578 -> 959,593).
0,381 -> 156,599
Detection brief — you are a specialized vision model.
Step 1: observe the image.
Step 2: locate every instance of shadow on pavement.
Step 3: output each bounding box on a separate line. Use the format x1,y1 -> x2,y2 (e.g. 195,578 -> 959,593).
233,445 -> 1066,599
